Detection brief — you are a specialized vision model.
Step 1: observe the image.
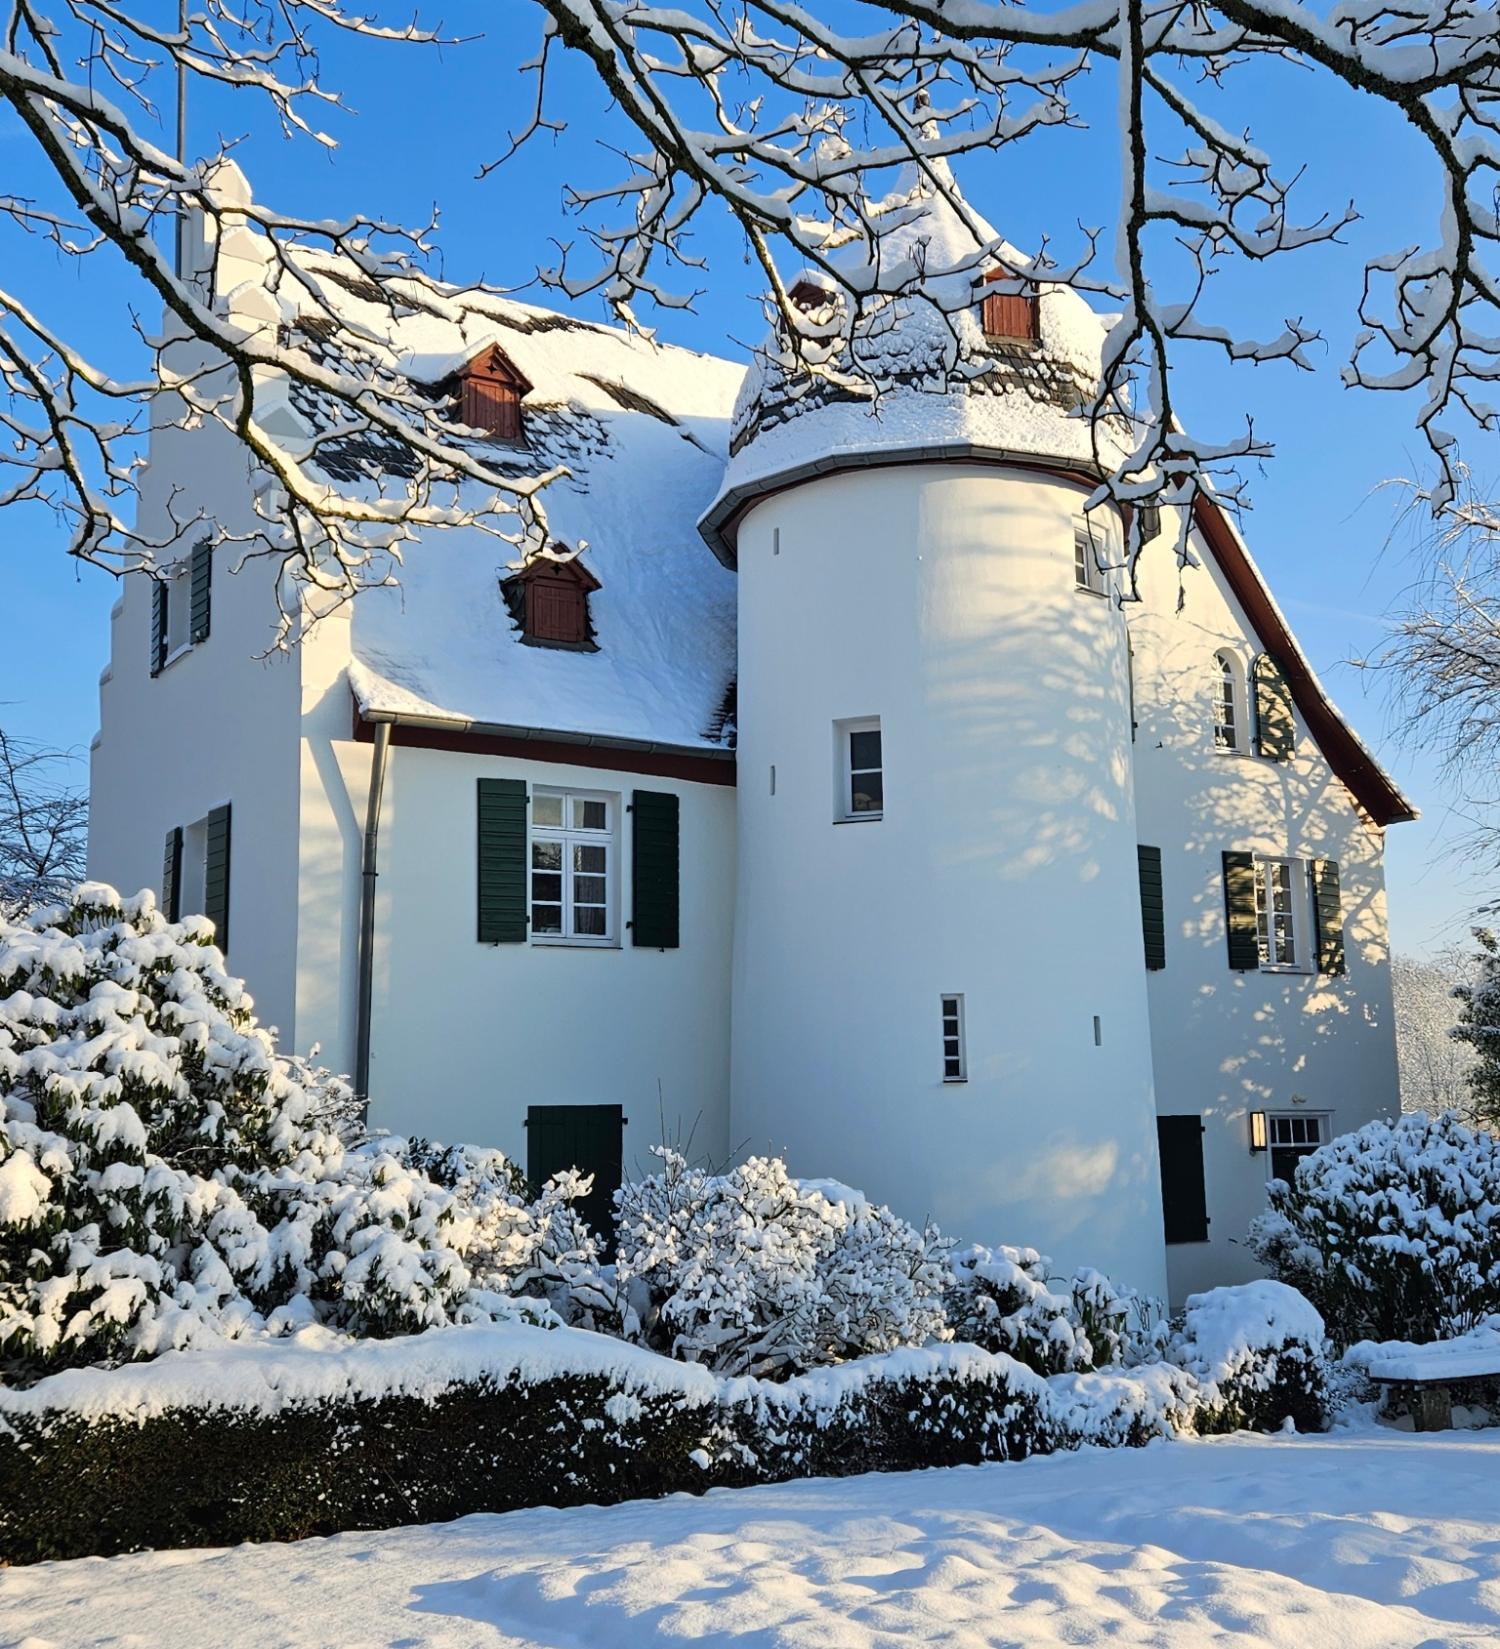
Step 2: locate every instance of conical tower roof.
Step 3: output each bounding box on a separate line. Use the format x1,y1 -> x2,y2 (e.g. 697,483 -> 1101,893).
701,163 -> 1125,561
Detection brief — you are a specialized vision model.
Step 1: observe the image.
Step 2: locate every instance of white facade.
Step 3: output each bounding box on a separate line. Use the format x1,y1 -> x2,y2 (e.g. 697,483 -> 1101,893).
1128,510 -> 1400,1300
731,464 -> 1168,1297
87,178 -> 1412,1304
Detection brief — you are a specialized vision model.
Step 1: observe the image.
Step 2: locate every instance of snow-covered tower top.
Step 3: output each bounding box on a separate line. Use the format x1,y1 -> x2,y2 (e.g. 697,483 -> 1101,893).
700,161 -> 1121,564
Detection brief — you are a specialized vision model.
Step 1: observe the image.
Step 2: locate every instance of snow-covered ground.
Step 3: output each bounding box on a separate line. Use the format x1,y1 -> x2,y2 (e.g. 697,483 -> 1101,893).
7,1425 -> 1500,1648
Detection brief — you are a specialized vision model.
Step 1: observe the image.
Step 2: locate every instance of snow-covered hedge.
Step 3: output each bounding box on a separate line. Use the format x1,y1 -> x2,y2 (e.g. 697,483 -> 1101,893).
0,889 -> 587,1380
0,1289 -> 1328,1563
1246,1110 -> 1500,1347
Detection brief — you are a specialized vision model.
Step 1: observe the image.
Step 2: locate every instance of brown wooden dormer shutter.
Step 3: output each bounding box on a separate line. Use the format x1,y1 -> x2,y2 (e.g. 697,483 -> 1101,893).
980,269 -> 1039,342
457,346 -> 532,442
502,548 -> 601,650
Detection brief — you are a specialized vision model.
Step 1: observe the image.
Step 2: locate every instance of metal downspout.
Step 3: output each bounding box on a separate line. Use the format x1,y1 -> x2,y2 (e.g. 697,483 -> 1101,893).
354,719 -> 391,1119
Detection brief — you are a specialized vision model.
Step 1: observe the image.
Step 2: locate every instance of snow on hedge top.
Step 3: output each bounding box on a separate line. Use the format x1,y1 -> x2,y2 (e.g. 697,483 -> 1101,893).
0,1318 -> 716,1423
711,160 -> 1122,520
1179,1280 -> 1326,1386
227,237 -> 745,752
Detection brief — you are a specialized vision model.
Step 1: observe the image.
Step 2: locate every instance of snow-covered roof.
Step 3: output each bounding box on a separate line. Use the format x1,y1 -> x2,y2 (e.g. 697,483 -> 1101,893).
322,282 -> 743,751
216,227 -> 745,754
703,161 -> 1121,557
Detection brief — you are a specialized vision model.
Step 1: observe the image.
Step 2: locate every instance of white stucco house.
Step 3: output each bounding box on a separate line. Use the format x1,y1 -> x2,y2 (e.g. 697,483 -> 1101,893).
88,167 -> 1415,1304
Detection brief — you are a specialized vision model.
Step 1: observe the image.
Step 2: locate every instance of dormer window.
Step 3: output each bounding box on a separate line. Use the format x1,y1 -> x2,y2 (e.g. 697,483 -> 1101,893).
787,277 -> 833,311
456,345 -> 531,442
980,268 -> 1039,343
501,550 -> 600,650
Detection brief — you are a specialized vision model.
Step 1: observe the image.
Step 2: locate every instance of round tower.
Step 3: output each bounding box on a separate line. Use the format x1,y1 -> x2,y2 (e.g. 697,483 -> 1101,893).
702,167 -> 1169,1298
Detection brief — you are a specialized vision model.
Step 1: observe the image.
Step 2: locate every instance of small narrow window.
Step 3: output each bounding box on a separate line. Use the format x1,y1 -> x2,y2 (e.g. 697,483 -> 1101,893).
531,788 -> 616,944
1266,1113 -> 1329,1185
1254,856 -> 1312,973
1213,650 -> 1246,752
1073,518 -> 1111,595
941,995 -> 966,1082
834,718 -> 882,820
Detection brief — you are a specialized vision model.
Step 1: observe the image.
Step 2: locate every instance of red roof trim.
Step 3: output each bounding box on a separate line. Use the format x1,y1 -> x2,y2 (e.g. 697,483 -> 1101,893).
353,701 -> 735,787
1191,494 -> 1415,826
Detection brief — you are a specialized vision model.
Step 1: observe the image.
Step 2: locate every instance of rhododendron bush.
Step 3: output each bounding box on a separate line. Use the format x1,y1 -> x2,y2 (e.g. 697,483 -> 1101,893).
0,887 -> 583,1381
1247,1110 -> 1500,1347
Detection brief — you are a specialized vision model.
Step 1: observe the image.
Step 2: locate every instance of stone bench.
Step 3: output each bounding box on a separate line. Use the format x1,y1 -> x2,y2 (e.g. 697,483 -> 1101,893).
1365,1347 -> 1500,1432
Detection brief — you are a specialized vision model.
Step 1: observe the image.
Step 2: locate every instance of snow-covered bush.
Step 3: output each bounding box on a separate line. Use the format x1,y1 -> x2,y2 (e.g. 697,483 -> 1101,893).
612,1150 -> 952,1377
945,1247 -> 1147,1374
1246,1110 -> 1500,1347
1173,1280 -> 1329,1433
0,886 -> 572,1381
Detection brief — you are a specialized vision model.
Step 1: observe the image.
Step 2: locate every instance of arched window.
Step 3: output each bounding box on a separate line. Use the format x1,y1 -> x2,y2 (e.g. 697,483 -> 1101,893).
1213,651 -> 1246,752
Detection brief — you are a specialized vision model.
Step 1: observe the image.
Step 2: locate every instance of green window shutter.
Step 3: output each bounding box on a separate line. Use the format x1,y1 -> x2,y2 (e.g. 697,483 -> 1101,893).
1156,1115 -> 1209,1244
189,540 -> 213,644
204,804 -> 231,952
1253,654 -> 1296,762
477,778 -> 527,943
150,581 -> 168,676
1222,850 -> 1260,971
1137,844 -> 1166,970
1312,858 -> 1346,976
631,789 -> 680,949
162,826 -> 183,923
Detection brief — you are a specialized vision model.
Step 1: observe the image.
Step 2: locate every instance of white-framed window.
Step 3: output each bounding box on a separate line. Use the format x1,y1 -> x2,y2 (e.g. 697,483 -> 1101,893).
1073,516 -> 1113,596
530,788 -> 616,944
1266,1112 -> 1330,1185
1213,650 -> 1247,752
834,717 -> 882,821
941,994 -> 966,1082
1254,856 -> 1313,972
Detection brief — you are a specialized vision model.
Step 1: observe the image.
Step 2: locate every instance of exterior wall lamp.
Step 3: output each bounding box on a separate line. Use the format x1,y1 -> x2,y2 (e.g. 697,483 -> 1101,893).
1249,1111 -> 1268,1154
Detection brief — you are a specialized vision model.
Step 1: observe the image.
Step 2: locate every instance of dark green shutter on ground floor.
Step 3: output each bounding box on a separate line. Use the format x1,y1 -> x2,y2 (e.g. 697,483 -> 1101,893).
477,778 -> 528,943
161,826 -> 183,922
1137,844 -> 1165,970
204,804 -> 231,949
1157,1115 -> 1209,1245
526,1104 -> 624,1246
204,804 -> 231,953
631,789 -> 679,949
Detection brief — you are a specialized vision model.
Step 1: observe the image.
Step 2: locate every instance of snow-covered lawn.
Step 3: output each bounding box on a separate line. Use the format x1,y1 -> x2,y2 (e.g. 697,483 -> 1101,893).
7,1426 -> 1500,1648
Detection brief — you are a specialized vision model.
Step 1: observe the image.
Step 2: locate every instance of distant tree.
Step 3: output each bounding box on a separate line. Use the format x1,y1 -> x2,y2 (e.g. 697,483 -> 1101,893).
0,729 -> 88,917
1453,930 -> 1500,1132
1391,949 -> 1477,1117
1363,481 -> 1500,874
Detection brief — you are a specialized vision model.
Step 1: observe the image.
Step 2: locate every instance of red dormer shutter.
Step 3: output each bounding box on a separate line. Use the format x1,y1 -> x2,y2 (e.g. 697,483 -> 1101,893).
458,346 -> 530,440
528,575 -> 588,645
980,266 -> 1039,341
462,374 -> 522,440
981,288 -> 1039,341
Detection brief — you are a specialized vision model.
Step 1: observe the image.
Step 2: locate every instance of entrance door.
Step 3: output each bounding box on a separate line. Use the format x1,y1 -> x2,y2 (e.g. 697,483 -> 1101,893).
526,1104 -> 625,1247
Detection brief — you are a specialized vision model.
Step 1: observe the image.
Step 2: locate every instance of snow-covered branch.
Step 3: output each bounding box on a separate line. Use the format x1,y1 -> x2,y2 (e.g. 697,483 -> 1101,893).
517,0 -> 1500,574
2,0 -> 558,635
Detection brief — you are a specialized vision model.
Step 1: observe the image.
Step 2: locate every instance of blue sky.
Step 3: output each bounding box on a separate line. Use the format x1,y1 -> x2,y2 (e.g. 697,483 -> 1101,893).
1,11 -> 1494,955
